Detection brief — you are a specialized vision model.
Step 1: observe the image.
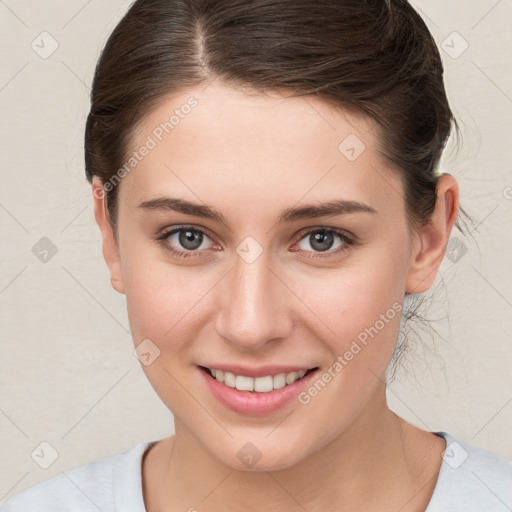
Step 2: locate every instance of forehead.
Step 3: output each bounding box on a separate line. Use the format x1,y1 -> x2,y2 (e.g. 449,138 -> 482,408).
119,80 -> 404,220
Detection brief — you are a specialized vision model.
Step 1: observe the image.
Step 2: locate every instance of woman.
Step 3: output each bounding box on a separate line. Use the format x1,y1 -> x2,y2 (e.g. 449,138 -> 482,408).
3,0 -> 511,511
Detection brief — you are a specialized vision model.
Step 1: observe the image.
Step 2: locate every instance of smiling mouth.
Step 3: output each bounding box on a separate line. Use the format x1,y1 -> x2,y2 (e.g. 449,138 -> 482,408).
199,366 -> 318,393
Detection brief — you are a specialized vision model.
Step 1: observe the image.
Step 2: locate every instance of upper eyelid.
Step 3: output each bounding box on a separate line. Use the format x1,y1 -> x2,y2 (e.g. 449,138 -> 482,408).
160,224 -> 213,238
160,225 -> 354,249
160,224 -> 351,238
296,226 -> 354,239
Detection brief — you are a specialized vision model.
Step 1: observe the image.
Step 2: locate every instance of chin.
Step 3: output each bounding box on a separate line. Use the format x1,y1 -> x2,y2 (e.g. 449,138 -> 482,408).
202,432 -> 316,473
227,450 -> 307,473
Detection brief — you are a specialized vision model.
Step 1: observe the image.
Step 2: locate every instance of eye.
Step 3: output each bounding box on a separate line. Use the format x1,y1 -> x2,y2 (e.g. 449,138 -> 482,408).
156,225 -> 356,260
157,225 -> 218,258
294,228 -> 355,258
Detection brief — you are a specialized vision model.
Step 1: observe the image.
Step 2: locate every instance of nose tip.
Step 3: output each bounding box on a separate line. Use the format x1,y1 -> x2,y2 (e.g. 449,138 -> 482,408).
214,254 -> 293,351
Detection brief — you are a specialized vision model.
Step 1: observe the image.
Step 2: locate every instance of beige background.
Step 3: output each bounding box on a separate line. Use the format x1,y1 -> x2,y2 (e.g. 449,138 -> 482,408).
1,0 -> 511,502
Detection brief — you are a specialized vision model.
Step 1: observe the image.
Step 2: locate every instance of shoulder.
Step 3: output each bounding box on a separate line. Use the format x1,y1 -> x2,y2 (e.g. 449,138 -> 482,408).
427,432 -> 512,512
1,442 -> 154,512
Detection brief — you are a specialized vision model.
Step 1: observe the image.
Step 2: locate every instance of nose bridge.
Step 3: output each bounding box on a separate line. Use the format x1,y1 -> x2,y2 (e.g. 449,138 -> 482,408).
215,245 -> 291,350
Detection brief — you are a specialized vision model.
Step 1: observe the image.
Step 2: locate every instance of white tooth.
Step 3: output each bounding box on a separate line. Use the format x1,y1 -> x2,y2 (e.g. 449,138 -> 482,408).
273,373 -> 286,389
215,370 -> 224,383
210,368 -> 217,378
224,372 -> 236,388
235,375 -> 254,391
254,375 -> 273,392
285,371 -> 298,385
297,370 -> 307,378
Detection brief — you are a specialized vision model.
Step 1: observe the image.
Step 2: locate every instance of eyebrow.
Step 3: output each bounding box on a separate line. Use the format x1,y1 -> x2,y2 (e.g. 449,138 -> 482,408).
138,197 -> 377,224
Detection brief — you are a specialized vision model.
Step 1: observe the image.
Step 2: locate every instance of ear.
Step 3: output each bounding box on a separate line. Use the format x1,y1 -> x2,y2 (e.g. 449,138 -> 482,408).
405,173 -> 460,294
91,177 -> 126,295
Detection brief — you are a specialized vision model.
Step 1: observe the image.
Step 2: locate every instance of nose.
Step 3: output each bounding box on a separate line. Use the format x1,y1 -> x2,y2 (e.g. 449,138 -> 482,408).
214,247 -> 294,352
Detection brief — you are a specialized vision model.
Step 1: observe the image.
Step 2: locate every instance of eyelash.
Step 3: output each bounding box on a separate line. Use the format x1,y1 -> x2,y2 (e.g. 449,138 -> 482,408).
156,225 -> 356,260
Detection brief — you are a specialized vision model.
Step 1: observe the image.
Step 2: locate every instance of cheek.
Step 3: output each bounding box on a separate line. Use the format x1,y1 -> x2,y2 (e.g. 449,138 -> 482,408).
295,248 -> 407,367
119,234 -> 206,345
121,252 -> 216,408
290,253 -> 405,431
124,263 -> 211,346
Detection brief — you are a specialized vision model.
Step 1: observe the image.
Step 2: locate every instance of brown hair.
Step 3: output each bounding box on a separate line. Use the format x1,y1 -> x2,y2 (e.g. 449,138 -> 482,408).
85,0 -> 464,233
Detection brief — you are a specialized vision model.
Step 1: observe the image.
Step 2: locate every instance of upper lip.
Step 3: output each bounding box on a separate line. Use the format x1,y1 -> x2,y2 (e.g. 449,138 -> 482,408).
199,364 -> 317,378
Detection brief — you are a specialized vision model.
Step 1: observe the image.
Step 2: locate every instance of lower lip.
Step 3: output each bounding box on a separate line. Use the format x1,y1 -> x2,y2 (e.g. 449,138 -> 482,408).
199,367 -> 318,416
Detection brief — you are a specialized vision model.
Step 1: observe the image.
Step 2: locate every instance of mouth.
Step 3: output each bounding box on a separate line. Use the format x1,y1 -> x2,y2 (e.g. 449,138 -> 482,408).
198,364 -> 319,416
199,365 -> 318,393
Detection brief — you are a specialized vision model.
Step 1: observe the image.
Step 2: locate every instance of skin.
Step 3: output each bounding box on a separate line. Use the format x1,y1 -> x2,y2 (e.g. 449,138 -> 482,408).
92,80 -> 459,512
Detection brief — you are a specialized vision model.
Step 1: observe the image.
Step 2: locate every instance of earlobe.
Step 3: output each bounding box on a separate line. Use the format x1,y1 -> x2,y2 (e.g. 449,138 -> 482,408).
91,178 -> 126,295
405,174 -> 460,294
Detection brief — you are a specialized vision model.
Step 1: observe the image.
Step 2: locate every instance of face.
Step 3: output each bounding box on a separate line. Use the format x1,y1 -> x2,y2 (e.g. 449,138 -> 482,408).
97,80 -> 431,470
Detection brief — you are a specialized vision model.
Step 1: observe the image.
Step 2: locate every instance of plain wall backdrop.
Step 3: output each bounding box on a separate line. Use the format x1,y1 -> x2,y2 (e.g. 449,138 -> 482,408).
1,0 -> 511,502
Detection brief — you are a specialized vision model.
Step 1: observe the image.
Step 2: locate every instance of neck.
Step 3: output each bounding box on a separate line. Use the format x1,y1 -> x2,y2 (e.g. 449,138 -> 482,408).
143,391 -> 444,512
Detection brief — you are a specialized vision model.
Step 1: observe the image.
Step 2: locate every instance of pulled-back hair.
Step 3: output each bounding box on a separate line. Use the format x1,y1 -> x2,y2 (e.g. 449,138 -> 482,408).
85,0 -> 461,232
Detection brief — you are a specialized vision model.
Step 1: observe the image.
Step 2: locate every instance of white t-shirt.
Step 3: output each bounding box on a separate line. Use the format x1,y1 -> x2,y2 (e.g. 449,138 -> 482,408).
2,432 -> 511,511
